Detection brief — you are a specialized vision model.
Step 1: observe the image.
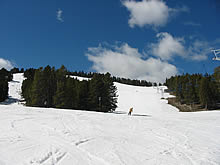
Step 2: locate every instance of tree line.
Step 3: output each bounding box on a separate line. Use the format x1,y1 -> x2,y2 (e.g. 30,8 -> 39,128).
165,66 -> 220,110
0,68 -> 13,102
22,65 -> 118,112
68,71 -> 157,87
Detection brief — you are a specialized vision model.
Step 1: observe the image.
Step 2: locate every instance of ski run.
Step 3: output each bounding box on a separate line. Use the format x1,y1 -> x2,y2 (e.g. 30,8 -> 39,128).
0,73 -> 219,165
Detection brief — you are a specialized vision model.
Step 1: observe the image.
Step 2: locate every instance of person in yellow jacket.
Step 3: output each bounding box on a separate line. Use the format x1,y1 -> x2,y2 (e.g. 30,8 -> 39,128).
128,107 -> 133,115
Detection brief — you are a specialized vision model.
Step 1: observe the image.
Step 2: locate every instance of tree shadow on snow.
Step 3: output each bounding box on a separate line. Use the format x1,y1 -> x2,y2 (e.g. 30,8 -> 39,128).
112,111 -> 151,117
0,97 -> 20,105
112,111 -> 127,115
10,80 -> 20,83
132,114 -> 151,117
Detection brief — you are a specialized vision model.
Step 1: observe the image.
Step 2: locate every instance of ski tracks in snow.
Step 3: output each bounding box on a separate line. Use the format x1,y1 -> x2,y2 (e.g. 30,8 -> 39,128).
151,125 -> 196,165
22,112 -> 111,165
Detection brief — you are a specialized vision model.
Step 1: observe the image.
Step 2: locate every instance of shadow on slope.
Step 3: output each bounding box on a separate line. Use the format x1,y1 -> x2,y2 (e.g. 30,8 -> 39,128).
132,114 -> 151,117
10,80 -> 20,83
112,111 -> 151,117
113,111 -> 127,115
0,97 -> 20,105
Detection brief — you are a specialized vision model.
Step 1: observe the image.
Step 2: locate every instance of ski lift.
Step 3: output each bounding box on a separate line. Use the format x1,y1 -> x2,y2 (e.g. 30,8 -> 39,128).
211,49 -> 220,61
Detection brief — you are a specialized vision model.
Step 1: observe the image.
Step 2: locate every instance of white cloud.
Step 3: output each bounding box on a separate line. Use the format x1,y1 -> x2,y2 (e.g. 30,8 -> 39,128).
86,35 -> 217,82
87,43 -> 178,83
122,0 -> 188,28
151,32 -> 186,61
149,32 -> 213,61
57,9 -> 64,22
0,58 -> 14,70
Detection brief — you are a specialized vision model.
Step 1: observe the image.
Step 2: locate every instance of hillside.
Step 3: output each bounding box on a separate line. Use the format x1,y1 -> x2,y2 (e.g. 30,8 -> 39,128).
0,73 -> 219,165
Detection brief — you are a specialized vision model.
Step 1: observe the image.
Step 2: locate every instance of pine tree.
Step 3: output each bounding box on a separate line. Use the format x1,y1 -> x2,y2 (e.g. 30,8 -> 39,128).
53,65 -> 67,108
30,68 -> 47,106
0,68 -> 10,102
42,66 -> 56,107
213,66 -> 220,102
22,68 -> 36,105
199,76 -> 212,110
102,73 -> 117,112
64,77 -> 77,109
88,74 -> 105,111
77,80 -> 89,110
53,80 -> 66,108
0,79 -> 8,102
175,76 -> 182,102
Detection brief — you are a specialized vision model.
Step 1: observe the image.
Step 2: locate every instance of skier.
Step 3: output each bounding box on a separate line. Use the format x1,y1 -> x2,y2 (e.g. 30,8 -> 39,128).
128,107 -> 133,115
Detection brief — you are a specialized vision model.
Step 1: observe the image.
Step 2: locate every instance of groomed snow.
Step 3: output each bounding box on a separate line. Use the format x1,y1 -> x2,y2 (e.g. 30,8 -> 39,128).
0,73 -> 219,165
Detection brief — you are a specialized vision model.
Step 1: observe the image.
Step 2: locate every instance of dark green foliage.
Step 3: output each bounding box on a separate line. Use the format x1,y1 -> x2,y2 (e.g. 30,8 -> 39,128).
199,76 -> 212,109
103,73 -> 118,112
22,68 -> 36,104
0,79 -> 8,102
22,66 -> 118,112
165,74 -> 202,104
53,65 -> 68,108
23,68 -> 35,80
0,68 -> 12,102
30,68 -> 47,107
165,67 -> 220,110
213,66 -> 220,102
87,73 -> 118,112
10,67 -> 19,74
112,76 -> 154,87
67,71 -> 94,78
53,80 -> 67,108
88,74 -> 105,111
68,71 -> 154,87
45,66 -> 57,107
77,80 -> 89,110
10,67 -> 24,74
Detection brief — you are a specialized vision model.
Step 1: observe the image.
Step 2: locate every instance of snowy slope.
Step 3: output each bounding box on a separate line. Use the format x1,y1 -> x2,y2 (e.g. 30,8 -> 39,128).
0,73 -> 219,165
68,75 -> 91,81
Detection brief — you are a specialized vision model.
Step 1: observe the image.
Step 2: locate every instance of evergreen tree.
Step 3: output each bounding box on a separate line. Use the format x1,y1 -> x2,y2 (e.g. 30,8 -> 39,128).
175,76 -> 182,102
64,77 -> 77,109
30,68 -> 46,106
213,66 -> 220,102
0,68 -> 12,102
22,68 -> 36,104
30,66 -> 55,107
21,66 -> 118,112
53,65 -> 67,108
53,80 -> 66,108
199,76 -> 212,109
40,66 -> 57,107
77,80 -> 89,110
102,73 -> 117,112
88,74 -> 105,111
0,79 -> 8,102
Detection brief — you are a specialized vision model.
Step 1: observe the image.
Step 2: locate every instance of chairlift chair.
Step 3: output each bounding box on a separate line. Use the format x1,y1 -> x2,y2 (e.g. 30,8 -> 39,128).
211,49 -> 220,61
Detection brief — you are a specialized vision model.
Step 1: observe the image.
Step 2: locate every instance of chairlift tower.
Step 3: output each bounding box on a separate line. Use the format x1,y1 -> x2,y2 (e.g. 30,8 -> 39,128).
211,49 -> 220,61
160,88 -> 164,99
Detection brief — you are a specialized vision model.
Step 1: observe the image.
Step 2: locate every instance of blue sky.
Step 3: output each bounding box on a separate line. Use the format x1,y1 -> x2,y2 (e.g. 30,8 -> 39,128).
0,0 -> 219,82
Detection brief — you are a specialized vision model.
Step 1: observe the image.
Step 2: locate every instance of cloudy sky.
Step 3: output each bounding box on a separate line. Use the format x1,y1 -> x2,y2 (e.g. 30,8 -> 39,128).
0,0 -> 219,82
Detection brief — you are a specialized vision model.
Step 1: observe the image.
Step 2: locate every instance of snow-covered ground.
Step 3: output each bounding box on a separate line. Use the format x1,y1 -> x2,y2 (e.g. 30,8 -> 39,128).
0,73 -> 219,165
68,75 -> 91,81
